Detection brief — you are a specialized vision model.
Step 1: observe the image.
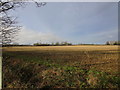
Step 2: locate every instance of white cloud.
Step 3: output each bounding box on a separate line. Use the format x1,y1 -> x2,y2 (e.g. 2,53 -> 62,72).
15,27 -> 63,44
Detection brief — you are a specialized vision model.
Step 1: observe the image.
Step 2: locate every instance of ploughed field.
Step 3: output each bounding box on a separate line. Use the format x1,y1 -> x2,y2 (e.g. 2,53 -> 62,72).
2,45 -> 120,88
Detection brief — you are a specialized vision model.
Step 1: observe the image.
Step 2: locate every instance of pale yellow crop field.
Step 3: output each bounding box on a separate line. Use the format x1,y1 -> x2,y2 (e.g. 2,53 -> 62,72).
2,45 -> 119,52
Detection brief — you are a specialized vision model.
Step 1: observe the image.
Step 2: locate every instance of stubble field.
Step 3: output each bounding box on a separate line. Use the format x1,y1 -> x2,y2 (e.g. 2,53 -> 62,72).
2,45 -> 120,88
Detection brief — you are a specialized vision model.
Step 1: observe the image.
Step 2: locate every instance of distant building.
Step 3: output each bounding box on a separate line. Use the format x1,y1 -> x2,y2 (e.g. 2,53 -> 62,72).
106,41 -> 120,45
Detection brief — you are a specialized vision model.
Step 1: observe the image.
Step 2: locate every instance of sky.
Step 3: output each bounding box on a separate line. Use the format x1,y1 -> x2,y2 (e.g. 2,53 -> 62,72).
11,2 -> 118,44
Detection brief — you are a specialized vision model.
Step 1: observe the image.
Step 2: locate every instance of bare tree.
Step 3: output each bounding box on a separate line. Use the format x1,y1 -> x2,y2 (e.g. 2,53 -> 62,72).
0,0 -> 46,45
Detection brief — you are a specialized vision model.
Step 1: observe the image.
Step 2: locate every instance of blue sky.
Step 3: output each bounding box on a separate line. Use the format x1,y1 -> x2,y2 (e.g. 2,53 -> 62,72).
12,2 -> 118,44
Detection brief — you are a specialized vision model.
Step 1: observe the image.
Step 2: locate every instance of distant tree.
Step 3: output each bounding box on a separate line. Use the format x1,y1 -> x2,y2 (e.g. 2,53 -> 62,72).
51,42 -> 54,46
63,41 -> 68,45
118,41 -> 120,45
55,42 -> 60,46
61,41 -> 72,46
106,41 -> 110,45
113,41 -> 118,45
34,42 -> 42,46
68,42 -> 72,45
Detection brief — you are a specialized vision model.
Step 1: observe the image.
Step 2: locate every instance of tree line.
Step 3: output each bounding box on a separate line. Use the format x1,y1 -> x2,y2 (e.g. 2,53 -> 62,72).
34,42 -> 72,46
2,41 -> 120,47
